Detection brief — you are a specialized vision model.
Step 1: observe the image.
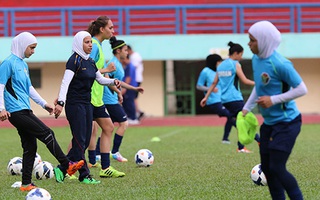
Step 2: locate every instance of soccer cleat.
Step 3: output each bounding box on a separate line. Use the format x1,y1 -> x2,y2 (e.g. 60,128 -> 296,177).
54,167 -> 65,183
66,160 -> 84,176
88,162 -> 101,168
81,175 -> 101,184
66,174 -> 78,180
128,119 -> 140,125
20,183 -> 37,191
137,112 -> 145,121
237,147 -> 252,153
111,152 -> 128,162
99,166 -> 125,178
222,140 -> 231,144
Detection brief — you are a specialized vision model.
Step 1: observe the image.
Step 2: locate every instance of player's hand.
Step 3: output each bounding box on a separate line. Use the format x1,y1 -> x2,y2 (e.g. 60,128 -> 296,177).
54,105 -> 63,119
256,96 -> 272,108
242,109 -> 249,116
0,110 -> 10,121
106,62 -> 116,73
136,87 -> 144,94
114,80 -> 121,88
200,98 -> 207,107
44,104 -> 54,115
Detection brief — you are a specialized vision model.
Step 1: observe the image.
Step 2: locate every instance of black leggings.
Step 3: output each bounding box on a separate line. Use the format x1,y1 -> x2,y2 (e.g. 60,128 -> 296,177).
261,150 -> 303,200
9,110 -> 69,185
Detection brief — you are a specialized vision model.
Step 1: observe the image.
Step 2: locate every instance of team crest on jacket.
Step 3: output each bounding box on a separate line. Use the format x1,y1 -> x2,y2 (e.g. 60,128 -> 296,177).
261,72 -> 270,85
24,68 -> 29,77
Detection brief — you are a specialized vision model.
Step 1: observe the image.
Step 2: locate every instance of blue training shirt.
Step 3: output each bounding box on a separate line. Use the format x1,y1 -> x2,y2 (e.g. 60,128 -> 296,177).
124,62 -> 137,87
252,51 -> 302,125
103,56 -> 124,105
217,58 -> 243,104
90,38 -> 100,63
197,67 -> 221,105
0,54 -> 32,113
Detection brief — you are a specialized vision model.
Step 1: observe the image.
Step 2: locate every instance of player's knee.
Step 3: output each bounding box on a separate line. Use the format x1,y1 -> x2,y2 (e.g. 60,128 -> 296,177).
122,121 -> 129,130
108,123 -> 115,133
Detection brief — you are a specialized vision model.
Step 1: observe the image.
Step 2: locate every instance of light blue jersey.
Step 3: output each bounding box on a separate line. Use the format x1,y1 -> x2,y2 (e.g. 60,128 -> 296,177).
197,67 -> 221,105
252,51 -> 302,125
103,56 -> 124,105
90,39 -> 100,63
0,54 -> 32,112
217,58 -> 243,104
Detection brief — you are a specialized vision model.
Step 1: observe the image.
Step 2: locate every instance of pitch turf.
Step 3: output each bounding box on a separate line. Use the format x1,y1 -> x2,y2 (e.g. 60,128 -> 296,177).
1,124 -> 320,199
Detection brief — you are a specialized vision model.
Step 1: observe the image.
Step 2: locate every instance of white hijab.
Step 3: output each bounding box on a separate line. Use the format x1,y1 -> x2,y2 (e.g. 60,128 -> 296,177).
11,32 -> 37,59
248,21 -> 281,59
72,31 -> 91,60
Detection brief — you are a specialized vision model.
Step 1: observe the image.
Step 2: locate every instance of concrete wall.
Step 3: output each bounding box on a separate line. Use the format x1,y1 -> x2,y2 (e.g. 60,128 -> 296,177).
292,59 -> 320,114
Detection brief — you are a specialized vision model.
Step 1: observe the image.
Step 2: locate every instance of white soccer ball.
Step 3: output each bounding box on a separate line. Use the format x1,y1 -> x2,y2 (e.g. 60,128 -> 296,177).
135,149 -> 154,167
33,161 -> 54,180
33,153 -> 42,169
250,164 -> 267,186
7,157 -> 23,175
26,188 -> 52,200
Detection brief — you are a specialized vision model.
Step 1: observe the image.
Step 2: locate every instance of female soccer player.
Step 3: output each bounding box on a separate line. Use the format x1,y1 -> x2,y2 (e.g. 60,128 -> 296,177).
120,55 -> 140,124
243,20 -> 307,200
103,36 -> 143,163
54,31 -> 120,184
200,42 -> 258,153
0,32 -> 84,191
86,15 -> 126,178
197,54 -> 233,143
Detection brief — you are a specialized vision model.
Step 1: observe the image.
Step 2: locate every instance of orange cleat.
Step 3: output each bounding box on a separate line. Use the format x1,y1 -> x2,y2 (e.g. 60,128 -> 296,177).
66,160 -> 84,176
237,147 -> 252,153
20,183 -> 37,191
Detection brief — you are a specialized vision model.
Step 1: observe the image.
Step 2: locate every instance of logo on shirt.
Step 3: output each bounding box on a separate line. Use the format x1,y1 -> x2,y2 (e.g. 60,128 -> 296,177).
218,71 -> 232,77
261,72 -> 270,85
24,68 -> 29,77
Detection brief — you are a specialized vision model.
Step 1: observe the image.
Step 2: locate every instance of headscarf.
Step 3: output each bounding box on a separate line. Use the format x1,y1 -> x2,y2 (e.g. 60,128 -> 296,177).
11,32 -> 37,59
72,31 -> 91,60
206,54 -> 222,71
248,21 -> 281,59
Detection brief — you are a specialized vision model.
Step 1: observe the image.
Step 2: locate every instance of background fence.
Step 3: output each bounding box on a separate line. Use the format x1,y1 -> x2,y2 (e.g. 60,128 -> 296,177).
1,3 -> 320,37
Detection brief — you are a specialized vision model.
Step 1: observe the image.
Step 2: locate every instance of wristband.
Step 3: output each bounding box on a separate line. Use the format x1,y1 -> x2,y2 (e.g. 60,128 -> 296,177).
57,101 -> 64,107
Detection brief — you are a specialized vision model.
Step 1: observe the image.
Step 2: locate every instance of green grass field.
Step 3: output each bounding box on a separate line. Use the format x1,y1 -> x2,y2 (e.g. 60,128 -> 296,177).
1,124 -> 320,200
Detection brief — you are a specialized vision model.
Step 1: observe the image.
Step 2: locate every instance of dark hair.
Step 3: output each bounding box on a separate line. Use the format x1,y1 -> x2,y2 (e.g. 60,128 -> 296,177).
87,16 -> 110,36
228,41 -> 243,56
109,36 -> 126,55
127,45 -> 132,51
206,54 -> 223,71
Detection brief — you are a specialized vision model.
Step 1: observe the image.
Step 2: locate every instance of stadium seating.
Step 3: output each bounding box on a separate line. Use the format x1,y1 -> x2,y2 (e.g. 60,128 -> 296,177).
1,2 -> 320,36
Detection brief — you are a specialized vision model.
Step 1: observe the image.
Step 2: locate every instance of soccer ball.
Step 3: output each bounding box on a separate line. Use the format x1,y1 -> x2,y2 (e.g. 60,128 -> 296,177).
33,153 -> 42,169
135,149 -> 154,167
33,161 -> 54,180
26,188 -> 52,200
250,164 -> 267,186
7,157 -> 23,175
